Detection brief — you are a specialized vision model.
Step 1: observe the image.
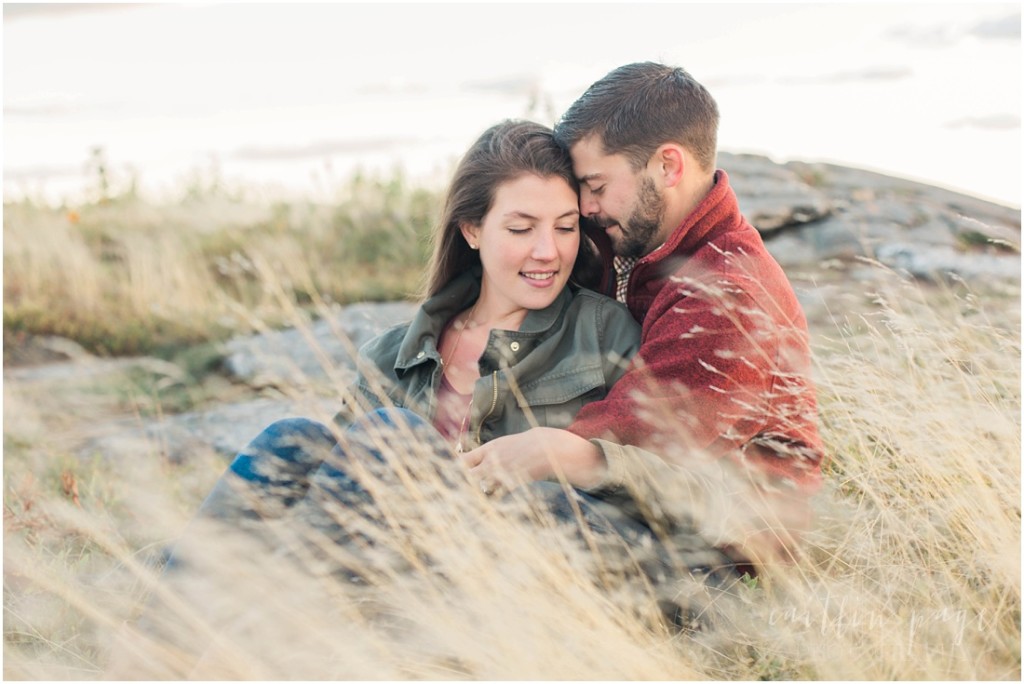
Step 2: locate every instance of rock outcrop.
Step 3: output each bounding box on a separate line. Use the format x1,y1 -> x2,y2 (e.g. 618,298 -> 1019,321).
729,154 -> 1020,280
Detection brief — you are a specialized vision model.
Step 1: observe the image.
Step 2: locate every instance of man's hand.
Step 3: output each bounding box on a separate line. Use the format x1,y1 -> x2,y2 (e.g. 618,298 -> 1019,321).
458,427 -> 608,495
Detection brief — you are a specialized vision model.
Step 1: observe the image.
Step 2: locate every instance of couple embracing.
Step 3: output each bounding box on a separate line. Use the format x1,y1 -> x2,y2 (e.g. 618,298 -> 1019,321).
173,61 -> 824,623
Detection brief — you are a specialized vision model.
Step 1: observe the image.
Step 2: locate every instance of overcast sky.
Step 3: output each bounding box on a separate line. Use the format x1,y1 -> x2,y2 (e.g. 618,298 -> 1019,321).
4,2 -> 1020,207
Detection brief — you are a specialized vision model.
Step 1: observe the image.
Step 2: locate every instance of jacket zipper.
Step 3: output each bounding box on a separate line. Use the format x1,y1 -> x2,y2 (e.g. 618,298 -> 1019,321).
475,370 -> 499,445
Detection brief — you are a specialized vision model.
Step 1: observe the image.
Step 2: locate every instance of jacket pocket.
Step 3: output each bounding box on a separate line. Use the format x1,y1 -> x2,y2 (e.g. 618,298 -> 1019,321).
514,364 -> 609,430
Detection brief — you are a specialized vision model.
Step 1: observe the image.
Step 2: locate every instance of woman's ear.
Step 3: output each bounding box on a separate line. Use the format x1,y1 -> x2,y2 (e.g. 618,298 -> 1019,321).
459,221 -> 481,250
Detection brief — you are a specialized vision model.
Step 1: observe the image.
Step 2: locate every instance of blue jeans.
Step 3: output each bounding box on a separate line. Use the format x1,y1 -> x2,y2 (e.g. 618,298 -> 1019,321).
194,407 -> 640,528
195,408 -> 669,544
169,408 -> 742,628
194,409 -> 439,521
161,409 -> 433,572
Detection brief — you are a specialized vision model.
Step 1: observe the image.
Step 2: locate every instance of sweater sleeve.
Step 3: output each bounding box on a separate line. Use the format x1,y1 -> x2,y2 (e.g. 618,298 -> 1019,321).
582,438 -> 814,564
569,267 -> 822,490
570,274 -> 774,455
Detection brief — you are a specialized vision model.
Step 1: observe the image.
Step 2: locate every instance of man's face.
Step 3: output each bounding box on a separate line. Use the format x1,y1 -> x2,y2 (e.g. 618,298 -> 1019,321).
570,136 -> 665,259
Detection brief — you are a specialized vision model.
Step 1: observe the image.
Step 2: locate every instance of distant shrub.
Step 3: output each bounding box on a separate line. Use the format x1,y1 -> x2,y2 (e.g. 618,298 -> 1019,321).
3,170 -> 440,359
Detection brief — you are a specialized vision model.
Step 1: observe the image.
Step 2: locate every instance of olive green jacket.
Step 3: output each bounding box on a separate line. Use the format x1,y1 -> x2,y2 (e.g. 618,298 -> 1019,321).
341,269 -> 640,449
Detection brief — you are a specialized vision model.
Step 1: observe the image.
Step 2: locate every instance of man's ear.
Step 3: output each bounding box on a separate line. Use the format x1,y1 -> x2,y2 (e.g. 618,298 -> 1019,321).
650,143 -> 686,188
459,221 -> 481,249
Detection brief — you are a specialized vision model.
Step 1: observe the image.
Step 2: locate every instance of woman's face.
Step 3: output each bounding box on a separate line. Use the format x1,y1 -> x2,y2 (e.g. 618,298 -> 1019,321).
462,174 -> 580,316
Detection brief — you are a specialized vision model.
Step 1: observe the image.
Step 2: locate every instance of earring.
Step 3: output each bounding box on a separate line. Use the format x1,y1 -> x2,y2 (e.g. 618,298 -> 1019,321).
470,244 -> 479,250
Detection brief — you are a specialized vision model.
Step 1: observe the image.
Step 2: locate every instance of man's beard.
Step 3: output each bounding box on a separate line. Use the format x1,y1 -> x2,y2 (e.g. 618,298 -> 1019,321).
610,175 -> 664,259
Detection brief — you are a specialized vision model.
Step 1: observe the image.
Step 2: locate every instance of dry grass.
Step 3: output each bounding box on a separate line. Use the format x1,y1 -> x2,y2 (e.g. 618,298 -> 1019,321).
3,173 -> 435,358
3,189 -> 1020,679
748,271 -> 1020,680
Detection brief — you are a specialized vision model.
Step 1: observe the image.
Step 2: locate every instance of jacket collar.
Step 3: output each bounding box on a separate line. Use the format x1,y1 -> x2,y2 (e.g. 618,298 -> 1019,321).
394,266 -> 572,372
638,169 -> 740,267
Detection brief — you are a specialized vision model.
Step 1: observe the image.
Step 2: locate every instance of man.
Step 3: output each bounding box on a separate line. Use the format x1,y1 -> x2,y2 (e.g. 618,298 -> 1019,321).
462,62 -> 824,577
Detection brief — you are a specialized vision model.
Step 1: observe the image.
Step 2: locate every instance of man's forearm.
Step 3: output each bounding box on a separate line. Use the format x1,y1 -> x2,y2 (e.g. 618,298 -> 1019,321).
552,430 -> 608,490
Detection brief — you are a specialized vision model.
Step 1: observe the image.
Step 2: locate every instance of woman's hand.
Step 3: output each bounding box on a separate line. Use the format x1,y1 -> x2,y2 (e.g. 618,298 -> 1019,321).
457,427 -> 607,495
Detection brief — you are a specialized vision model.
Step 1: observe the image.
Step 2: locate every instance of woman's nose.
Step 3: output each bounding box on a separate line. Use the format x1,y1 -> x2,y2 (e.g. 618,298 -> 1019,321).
531,229 -> 558,260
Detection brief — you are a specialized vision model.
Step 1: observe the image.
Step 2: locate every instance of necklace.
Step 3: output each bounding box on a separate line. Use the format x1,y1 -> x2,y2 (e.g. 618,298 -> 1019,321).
455,412 -> 472,454
442,300 -> 479,453
442,299 -> 479,375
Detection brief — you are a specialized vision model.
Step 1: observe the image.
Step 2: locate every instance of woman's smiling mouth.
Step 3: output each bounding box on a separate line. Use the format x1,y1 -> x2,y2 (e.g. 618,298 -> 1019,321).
521,270 -> 558,285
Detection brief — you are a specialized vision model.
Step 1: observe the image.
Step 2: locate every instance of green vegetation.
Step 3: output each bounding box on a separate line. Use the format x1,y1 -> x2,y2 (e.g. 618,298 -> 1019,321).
3,170 -> 439,359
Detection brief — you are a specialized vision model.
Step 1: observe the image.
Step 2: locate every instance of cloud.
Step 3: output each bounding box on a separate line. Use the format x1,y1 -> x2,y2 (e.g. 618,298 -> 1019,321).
704,74 -> 769,89
886,12 -> 1021,47
231,137 -> 423,162
355,83 -> 430,97
779,67 -> 913,86
969,13 -> 1021,40
4,104 -> 76,117
885,23 -> 960,48
4,95 -> 120,119
945,114 -> 1020,131
2,3 -> 143,20
461,76 -> 539,96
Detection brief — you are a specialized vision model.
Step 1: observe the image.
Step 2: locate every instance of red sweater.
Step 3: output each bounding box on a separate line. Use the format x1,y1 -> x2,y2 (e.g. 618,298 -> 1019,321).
570,171 -> 824,492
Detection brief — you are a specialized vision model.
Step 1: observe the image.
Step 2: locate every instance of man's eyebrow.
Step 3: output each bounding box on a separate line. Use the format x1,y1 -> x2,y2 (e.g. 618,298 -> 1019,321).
578,173 -> 604,185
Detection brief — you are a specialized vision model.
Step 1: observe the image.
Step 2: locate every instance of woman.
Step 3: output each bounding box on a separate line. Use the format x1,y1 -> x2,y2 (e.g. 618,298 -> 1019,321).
133,123 -> 680,674
187,120 -> 641,530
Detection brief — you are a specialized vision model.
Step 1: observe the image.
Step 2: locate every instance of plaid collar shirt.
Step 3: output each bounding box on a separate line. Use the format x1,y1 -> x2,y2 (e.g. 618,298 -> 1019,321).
612,255 -> 637,304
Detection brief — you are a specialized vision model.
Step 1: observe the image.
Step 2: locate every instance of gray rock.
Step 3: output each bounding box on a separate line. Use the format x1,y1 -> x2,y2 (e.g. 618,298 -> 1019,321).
760,158 -> 1021,277
224,300 -> 418,389
903,218 -> 962,249
775,213 -> 898,262
1,350 -> 326,464
4,354 -> 185,384
80,397 -> 341,464
761,232 -> 819,269
784,159 -> 1019,230
950,213 -> 1021,251
874,243 -> 1021,281
720,152 -> 833,234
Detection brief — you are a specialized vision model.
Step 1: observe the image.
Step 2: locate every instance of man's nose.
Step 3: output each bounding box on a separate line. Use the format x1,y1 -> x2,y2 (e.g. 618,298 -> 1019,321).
579,188 -> 600,217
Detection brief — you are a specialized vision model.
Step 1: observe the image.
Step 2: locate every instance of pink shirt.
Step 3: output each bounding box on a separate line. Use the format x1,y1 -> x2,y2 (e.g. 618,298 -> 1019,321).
433,373 -> 473,445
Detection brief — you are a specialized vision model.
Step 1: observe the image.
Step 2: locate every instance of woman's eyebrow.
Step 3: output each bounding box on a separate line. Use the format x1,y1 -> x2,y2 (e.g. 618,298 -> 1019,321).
503,209 -> 580,220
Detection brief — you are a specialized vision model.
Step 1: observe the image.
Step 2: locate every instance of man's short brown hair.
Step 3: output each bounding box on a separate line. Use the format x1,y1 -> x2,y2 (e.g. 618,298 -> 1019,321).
554,62 -> 719,173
